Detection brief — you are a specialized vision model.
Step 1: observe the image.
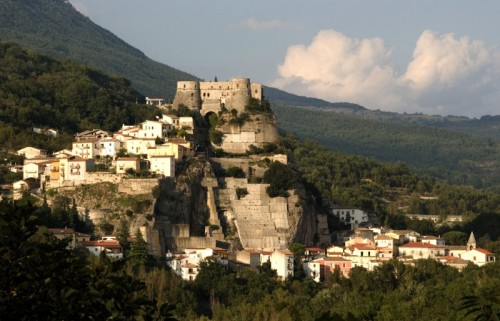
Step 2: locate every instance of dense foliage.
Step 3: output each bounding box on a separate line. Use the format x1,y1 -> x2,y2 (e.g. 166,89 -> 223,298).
0,0 -> 197,98
273,105 -> 500,191
2,199 -> 500,321
284,136 -> 500,241
0,41 -> 162,151
0,200 -> 175,320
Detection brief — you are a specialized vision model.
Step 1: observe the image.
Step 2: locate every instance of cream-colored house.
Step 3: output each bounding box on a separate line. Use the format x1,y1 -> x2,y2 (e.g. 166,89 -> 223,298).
72,139 -> 100,158
459,248 -> 495,266
49,227 -> 91,249
82,239 -> 123,260
23,161 -> 50,180
147,142 -> 186,161
98,137 -> 121,157
17,146 -> 47,159
270,249 -> 294,280
398,242 -> 446,260
331,207 -> 369,230
137,120 -> 170,139
149,155 -> 175,177
236,249 -> 262,268
65,158 -> 94,183
116,157 -> 140,174
126,137 -> 156,155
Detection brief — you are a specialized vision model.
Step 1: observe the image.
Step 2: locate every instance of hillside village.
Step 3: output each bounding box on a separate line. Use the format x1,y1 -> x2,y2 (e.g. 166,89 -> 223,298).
1,77 -> 496,284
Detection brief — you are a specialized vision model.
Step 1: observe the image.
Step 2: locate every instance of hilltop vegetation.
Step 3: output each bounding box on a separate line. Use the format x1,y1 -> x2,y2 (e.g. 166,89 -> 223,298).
273,105 -> 500,191
0,0 -> 197,98
0,41 -> 161,151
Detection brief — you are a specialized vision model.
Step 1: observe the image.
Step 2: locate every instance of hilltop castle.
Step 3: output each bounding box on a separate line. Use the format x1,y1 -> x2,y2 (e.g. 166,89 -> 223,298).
172,78 -> 262,115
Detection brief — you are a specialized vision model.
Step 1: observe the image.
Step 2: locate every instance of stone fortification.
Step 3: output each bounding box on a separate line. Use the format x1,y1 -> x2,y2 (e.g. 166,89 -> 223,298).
118,178 -> 160,195
216,112 -> 280,154
172,78 -> 262,115
217,177 -> 303,250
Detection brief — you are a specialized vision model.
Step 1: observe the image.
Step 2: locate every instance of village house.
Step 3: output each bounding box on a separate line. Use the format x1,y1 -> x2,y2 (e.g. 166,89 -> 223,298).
331,206 -> 369,230
65,158 -> 95,184
386,230 -> 420,244
166,248 -> 229,281
236,249 -> 263,268
147,142 -> 187,161
17,146 -> 47,159
98,137 -> 121,157
398,242 -> 446,260
125,137 -> 156,155
270,249 -> 294,280
74,129 -> 111,142
149,155 -> 175,177
23,161 -> 51,180
82,239 -> 123,260
137,120 -> 171,139
48,227 -> 91,249
115,157 -> 141,174
72,138 -> 100,159
375,234 -> 397,259
303,259 -> 322,282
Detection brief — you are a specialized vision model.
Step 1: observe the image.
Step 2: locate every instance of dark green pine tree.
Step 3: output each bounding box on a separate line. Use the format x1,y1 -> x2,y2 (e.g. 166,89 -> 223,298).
128,229 -> 148,266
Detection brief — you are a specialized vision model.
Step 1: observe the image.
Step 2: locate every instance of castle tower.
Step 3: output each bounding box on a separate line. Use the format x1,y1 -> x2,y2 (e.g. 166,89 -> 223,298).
172,81 -> 201,111
467,231 -> 477,250
229,78 -> 251,112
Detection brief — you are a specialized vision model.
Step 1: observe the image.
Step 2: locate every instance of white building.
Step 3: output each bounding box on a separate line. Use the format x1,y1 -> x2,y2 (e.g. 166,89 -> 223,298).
137,120 -> 170,139
331,207 -> 369,230
98,137 -> 122,157
149,155 -> 175,177
270,249 -> 294,280
398,242 -> 446,260
82,239 -> 123,260
17,146 -> 47,159
126,137 -> 156,155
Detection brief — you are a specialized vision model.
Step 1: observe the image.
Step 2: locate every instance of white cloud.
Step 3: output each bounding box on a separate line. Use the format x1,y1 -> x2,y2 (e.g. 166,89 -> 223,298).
241,17 -> 284,31
273,29 -> 500,117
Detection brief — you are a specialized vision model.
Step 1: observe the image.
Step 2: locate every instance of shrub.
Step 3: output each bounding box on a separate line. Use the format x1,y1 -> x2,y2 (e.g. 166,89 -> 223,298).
263,162 -> 295,197
236,187 -> 249,200
226,166 -> 245,178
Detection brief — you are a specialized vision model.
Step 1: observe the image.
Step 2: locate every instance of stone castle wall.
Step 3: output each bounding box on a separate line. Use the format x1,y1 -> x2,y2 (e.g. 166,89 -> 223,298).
118,178 -> 160,195
172,78 -> 262,115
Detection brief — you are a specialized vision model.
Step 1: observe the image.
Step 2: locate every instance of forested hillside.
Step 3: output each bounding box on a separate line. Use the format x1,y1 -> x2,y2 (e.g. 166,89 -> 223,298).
0,41 -> 161,151
0,0 -> 197,98
274,105 -> 500,191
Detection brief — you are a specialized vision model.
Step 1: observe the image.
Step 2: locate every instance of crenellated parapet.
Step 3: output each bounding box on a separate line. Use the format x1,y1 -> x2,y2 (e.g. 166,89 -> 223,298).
172,78 -> 262,115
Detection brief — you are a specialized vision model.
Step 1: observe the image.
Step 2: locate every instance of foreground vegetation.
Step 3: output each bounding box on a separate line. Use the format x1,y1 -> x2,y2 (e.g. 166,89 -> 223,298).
1,200 -> 499,321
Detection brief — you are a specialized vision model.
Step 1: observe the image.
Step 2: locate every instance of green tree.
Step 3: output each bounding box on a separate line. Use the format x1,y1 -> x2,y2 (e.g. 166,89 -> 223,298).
263,161 -> 295,197
129,229 -> 149,266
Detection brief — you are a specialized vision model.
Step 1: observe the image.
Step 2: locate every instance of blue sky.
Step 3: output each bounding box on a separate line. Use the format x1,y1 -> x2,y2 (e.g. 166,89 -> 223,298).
69,0 -> 500,117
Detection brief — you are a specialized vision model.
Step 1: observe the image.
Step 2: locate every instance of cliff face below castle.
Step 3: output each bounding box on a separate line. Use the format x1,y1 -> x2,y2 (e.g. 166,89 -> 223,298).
215,112 -> 280,154
151,156 -> 323,253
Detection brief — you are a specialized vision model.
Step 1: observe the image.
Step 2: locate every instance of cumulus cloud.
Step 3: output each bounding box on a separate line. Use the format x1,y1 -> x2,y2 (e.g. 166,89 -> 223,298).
241,17 -> 284,31
273,29 -> 500,117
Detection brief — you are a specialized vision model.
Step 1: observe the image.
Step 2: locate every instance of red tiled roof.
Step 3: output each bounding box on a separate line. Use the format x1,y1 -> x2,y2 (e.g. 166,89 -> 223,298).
348,244 -> 377,251
399,242 -> 445,249
474,248 -> 494,255
49,227 -> 75,234
305,247 -> 323,252
82,240 -> 121,248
